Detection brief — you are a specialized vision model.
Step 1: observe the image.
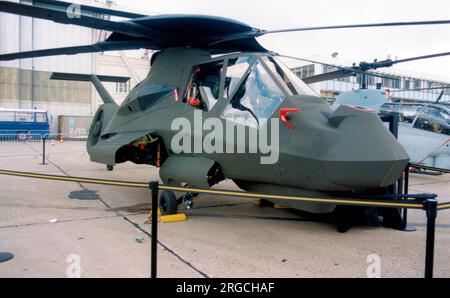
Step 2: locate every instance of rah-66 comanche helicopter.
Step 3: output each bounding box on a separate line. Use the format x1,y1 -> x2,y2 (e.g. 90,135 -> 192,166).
1,0 -> 449,216
296,54 -> 450,171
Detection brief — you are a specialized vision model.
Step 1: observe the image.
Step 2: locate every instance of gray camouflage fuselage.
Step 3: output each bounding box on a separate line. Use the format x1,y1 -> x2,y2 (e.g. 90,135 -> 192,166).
87,48 -> 409,213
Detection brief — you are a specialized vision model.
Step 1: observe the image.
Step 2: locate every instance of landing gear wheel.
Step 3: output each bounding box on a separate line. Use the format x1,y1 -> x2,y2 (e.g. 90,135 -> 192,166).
106,165 -> 114,171
258,199 -> 274,207
178,192 -> 199,210
159,190 -> 178,215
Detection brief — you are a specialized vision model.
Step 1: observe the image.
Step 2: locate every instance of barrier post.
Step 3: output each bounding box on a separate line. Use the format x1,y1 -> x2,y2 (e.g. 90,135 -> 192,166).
403,165 -> 409,223
402,165 -> 416,232
424,199 -> 438,279
40,135 -> 47,165
389,113 -> 399,139
149,181 -> 159,278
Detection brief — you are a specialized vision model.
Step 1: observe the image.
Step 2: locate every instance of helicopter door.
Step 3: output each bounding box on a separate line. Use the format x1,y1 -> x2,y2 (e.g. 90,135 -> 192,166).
183,60 -> 224,111
221,56 -> 286,128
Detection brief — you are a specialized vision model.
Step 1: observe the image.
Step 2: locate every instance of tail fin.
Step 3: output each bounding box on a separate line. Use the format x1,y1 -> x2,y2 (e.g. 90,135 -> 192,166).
50,72 -> 130,105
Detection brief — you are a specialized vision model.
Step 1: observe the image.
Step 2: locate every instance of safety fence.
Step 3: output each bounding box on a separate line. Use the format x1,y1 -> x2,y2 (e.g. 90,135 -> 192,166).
0,133 -> 88,164
0,168 -> 448,278
0,133 -> 87,142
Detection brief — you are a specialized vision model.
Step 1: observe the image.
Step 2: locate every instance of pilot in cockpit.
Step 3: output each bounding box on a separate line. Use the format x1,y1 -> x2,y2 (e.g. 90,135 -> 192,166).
185,63 -> 221,111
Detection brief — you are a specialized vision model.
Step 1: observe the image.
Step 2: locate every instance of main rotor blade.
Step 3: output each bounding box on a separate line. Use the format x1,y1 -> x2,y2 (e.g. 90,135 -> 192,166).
393,52 -> 450,65
263,20 -> 450,35
33,0 -> 148,19
0,41 -> 153,61
51,72 -> 130,83
303,70 -> 355,84
277,54 -> 365,83
211,20 -> 450,45
0,0 -> 151,38
390,86 -> 450,92
276,54 -> 404,83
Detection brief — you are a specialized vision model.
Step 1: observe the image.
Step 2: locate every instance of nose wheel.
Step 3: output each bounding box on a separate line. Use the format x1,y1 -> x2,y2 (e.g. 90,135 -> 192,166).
159,190 -> 178,215
177,192 -> 199,210
159,190 -> 199,215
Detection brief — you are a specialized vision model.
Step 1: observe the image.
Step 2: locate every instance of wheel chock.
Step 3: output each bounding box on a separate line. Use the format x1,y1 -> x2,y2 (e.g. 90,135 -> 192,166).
159,213 -> 187,223
149,209 -> 161,217
254,199 -> 275,207
274,204 -> 288,209
144,209 -> 162,224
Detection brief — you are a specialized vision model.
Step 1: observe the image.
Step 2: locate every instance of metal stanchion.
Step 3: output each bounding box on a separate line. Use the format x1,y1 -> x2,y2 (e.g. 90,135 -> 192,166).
150,181 -> 159,279
424,199 -> 438,279
402,165 -> 416,232
389,113 -> 399,139
40,135 -> 48,165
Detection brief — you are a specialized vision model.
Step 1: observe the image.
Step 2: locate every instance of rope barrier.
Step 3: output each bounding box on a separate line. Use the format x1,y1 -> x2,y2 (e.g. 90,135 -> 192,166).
0,168 -> 447,278
0,169 -> 448,210
410,163 -> 450,174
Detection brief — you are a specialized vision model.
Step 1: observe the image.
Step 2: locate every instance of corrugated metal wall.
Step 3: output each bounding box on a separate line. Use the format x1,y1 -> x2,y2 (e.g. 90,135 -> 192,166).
0,2 -> 96,132
0,67 -> 92,103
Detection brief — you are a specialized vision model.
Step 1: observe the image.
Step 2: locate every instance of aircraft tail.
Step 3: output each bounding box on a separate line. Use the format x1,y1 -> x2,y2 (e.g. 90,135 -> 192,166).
50,72 -> 130,105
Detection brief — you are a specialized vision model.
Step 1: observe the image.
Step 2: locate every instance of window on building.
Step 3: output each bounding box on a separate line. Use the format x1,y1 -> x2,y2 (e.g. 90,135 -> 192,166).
116,81 -> 130,94
414,80 -> 421,89
357,75 -> 376,86
404,79 -> 410,90
445,85 -> 450,95
265,56 -> 316,96
392,78 -> 400,89
292,64 -> 315,79
306,65 -> 315,78
337,75 -> 351,83
382,77 -> 393,88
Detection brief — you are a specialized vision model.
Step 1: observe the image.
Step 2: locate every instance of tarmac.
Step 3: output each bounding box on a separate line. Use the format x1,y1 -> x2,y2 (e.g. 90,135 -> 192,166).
0,140 -> 449,278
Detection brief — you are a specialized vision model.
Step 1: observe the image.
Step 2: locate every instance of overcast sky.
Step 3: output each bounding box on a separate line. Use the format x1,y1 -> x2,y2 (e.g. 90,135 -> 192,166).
115,0 -> 450,80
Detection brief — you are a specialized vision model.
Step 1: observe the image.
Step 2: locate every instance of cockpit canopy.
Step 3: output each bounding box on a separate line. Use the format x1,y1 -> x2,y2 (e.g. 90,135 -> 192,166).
120,51 -> 317,127
183,53 -> 316,127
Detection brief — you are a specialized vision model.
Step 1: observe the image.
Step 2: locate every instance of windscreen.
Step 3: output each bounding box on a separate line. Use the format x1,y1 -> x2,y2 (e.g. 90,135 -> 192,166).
268,56 -> 317,96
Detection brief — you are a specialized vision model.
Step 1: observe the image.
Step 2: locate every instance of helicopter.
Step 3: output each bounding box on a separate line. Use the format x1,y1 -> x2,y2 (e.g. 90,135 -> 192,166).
1,0 -> 449,216
296,55 -> 450,171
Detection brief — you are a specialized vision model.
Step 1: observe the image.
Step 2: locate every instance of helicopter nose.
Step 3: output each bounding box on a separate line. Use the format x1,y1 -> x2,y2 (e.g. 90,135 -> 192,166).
323,105 -> 409,189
